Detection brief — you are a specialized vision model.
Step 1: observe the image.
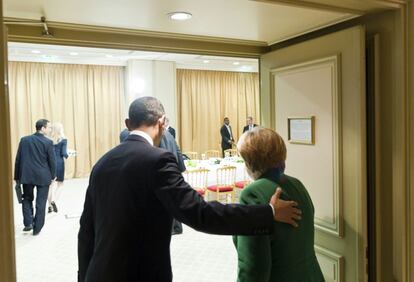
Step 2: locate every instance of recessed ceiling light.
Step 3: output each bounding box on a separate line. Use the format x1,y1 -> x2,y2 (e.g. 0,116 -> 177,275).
168,12 -> 192,21
203,60 -> 210,63
31,50 -> 41,54
42,54 -> 58,59
233,62 -> 240,65
105,54 -> 114,58
69,52 -> 79,56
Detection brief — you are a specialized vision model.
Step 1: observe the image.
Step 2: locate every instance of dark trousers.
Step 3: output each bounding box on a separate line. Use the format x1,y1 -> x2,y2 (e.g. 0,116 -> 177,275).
221,143 -> 232,158
22,184 -> 49,232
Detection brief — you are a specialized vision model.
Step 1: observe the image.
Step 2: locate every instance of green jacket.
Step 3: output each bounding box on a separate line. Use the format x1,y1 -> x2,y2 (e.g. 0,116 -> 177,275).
233,175 -> 324,282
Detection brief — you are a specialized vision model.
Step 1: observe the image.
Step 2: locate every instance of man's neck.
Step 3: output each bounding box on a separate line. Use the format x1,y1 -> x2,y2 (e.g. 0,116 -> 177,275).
130,128 -> 154,146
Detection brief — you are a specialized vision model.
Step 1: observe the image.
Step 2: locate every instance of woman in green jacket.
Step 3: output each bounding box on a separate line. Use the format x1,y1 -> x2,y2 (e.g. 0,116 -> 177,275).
234,127 -> 324,282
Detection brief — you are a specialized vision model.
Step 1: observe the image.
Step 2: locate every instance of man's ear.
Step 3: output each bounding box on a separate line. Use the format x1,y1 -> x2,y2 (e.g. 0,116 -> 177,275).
159,115 -> 166,128
125,118 -> 131,131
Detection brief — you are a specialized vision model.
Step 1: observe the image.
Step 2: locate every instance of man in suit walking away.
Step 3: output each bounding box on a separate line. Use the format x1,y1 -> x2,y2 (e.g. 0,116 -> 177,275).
14,119 -> 56,235
78,97 -> 301,282
242,116 -> 258,133
220,117 -> 234,157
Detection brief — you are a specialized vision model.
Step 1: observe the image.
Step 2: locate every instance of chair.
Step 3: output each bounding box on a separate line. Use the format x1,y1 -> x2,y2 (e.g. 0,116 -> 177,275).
184,151 -> 198,160
206,166 -> 236,203
224,148 -> 238,157
205,150 -> 220,159
233,167 -> 252,203
183,169 -> 209,197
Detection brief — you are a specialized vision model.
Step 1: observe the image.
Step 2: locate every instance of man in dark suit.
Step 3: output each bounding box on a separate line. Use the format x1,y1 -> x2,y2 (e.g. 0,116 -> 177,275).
119,128 -> 129,143
78,97 -> 301,282
220,117 -> 234,157
242,116 -> 258,133
165,117 -> 176,139
14,119 -> 56,235
160,129 -> 186,234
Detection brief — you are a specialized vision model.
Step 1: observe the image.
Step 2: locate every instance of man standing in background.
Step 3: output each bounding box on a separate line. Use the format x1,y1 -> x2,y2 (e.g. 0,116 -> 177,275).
14,119 -> 56,235
160,128 -> 186,235
220,117 -> 234,157
165,117 -> 176,139
242,116 -> 258,133
119,128 -> 130,143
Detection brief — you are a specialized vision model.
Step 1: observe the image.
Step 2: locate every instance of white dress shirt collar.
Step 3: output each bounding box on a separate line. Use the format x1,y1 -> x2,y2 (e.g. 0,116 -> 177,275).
130,130 -> 154,146
225,124 -> 232,135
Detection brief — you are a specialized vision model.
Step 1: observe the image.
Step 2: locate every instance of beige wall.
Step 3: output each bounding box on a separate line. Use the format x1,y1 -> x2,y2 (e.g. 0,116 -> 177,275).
125,60 -> 177,130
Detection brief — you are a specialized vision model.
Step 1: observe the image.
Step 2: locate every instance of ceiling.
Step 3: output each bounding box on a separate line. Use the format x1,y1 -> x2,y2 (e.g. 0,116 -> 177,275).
8,42 -> 259,72
4,0 -> 358,44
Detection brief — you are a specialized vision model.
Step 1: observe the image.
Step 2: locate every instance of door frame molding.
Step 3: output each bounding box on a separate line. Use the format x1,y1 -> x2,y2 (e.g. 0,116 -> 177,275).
0,2 -> 17,281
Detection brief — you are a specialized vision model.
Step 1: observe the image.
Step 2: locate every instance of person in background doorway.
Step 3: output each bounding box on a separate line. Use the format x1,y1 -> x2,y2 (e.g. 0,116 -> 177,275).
220,117 -> 234,157
14,119 -> 56,235
165,117 -> 176,139
47,122 -> 69,213
234,127 -> 323,282
242,116 -> 258,133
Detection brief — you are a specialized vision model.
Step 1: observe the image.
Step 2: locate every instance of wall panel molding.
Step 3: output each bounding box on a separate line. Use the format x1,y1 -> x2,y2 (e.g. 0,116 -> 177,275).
271,55 -> 343,237
315,245 -> 344,282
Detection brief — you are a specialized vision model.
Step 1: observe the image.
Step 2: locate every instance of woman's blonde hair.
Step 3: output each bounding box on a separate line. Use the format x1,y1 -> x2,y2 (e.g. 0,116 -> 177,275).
50,122 -> 65,144
237,127 -> 286,179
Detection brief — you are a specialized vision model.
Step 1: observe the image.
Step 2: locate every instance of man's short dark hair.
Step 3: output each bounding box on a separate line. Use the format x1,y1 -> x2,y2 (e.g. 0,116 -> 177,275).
35,119 -> 49,131
128,97 -> 165,128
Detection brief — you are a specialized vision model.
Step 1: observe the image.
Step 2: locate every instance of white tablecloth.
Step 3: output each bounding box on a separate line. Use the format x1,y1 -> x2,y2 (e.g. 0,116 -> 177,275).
183,158 -> 246,186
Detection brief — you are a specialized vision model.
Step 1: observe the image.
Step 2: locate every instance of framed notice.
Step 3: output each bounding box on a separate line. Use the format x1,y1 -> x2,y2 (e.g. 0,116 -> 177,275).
287,116 -> 315,145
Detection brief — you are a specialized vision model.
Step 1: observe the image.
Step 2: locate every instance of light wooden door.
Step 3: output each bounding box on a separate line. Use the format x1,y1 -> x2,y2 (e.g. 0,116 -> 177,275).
260,26 -> 367,282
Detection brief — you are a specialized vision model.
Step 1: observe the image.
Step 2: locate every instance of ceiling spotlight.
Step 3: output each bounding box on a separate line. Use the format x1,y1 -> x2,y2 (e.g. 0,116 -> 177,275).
233,62 -> 240,65
42,54 -> 58,59
69,52 -> 79,56
168,12 -> 192,21
203,60 -> 210,63
31,50 -> 41,54
105,54 -> 114,58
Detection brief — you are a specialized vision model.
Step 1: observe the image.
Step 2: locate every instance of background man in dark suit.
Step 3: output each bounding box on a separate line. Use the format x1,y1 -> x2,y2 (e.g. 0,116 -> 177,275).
119,128 -> 129,143
160,129 -> 186,235
78,97 -> 301,282
14,119 -> 56,235
165,117 -> 176,139
220,117 -> 234,157
242,116 -> 258,133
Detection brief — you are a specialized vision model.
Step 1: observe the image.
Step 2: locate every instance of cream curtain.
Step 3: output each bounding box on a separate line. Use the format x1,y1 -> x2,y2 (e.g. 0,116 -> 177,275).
177,69 -> 260,155
8,62 -> 125,178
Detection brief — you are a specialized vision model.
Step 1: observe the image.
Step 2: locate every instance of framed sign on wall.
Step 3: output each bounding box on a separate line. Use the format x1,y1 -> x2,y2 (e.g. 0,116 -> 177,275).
287,116 -> 315,145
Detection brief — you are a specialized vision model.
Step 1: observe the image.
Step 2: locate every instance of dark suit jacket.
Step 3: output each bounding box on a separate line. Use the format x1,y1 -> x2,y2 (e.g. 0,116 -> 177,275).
242,124 -> 258,133
78,134 -> 273,282
167,127 -> 176,139
220,124 -> 234,150
14,132 -> 56,186
160,130 -> 186,172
